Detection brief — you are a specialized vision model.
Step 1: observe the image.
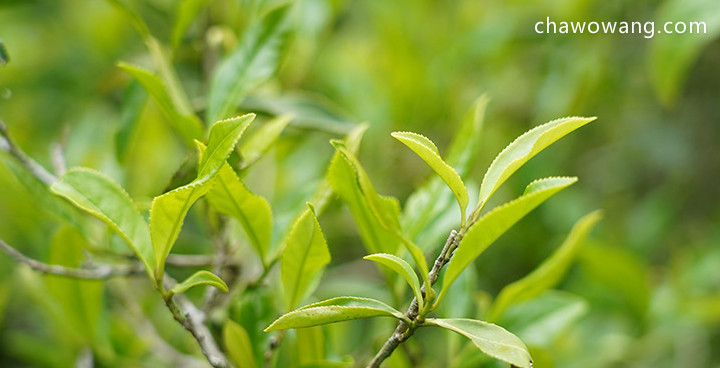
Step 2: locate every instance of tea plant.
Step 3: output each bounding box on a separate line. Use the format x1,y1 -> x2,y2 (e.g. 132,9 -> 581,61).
0,1 -> 602,367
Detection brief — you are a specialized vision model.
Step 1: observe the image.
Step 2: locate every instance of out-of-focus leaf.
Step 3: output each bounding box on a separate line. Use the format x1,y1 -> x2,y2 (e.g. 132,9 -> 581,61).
170,270 -> 228,294
392,131 -> 468,224
364,253 -> 423,309
106,0 -> 151,39
1,154 -> 88,236
207,163 -> 272,264
172,0 -> 212,51
476,117 -> 596,212
297,326 -> 324,366
446,95 -> 489,177
438,177 -> 577,306
0,40 -> 8,66
426,318 -> 532,368
238,114 -> 292,170
118,62 -> 203,146
488,210 -> 602,321
151,115 -> 255,278
223,319 -> 258,368
265,297 -> 406,331
499,291 -> 588,348
332,142 -> 430,287
46,227 -> 104,343
650,0 -> 720,105
241,93 -> 356,135
207,5 -> 290,124
51,168 -> 154,278
282,204 -> 330,309
115,80 -> 147,161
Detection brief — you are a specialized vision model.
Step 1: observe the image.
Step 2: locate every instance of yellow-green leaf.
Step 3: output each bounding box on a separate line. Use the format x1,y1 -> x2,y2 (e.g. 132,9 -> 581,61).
392,131 -> 468,224
438,177 -> 577,306
151,115 -> 255,278
51,168 -> 154,278
170,270 -> 228,295
282,204 -> 331,309
364,253 -> 423,310
238,114 -> 292,170
223,320 -> 258,368
265,297 -> 405,332
477,117 -> 596,212
207,163 -> 272,264
488,210 -> 602,321
426,318 -> 532,368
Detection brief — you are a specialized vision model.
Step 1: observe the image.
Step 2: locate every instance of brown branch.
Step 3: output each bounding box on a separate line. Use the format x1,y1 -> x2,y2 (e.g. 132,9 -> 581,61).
0,119 -> 57,185
366,230 -> 460,368
0,237 -> 145,279
162,276 -> 232,368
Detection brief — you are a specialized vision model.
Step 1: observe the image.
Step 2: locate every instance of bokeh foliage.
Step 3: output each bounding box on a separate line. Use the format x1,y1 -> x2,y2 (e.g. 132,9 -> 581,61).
1,0 -> 719,367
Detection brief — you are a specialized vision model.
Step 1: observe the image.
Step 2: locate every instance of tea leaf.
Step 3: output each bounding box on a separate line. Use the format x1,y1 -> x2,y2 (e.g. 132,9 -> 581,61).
477,117 -> 596,212
265,297 -> 406,331
488,210 -> 602,321
171,0 -> 212,51
364,253 -> 423,309
207,5 -> 290,123
118,62 -> 203,146
392,131 -> 468,224
282,204 -> 331,309
223,320 -> 259,368
426,318 -> 532,368
238,114 -> 292,170
438,177 -> 577,305
170,270 -> 228,295
206,163 -> 272,264
52,168 -> 154,278
151,115 -> 255,278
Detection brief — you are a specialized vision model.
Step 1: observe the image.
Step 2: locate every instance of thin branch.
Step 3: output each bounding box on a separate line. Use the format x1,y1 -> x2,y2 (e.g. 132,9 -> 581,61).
367,230 -> 460,368
162,275 -> 232,368
0,237 -> 145,279
0,119 -> 57,185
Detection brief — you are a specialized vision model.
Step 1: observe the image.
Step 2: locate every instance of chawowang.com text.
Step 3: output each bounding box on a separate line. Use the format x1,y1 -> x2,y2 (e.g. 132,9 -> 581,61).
535,17 -> 707,38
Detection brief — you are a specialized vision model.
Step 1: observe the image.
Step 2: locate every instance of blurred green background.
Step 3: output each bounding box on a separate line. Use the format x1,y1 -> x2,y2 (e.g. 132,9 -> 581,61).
1,0 -> 719,367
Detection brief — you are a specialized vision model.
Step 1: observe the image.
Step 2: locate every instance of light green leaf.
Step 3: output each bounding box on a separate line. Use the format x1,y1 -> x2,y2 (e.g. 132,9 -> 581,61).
476,117 -> 596,212
51,168 -> 154,278
207,5 -> 290,123
438,177 -> 577,306
171,0 -> 212,51
364,253 -> 423,310
265,297 -> 406,331
297,326 -> 325,366
118,62 -> 203,146
238,114 -> 292,169
151,115 -> 255,278
282,204 -> 331,309
402,96 -> 487,246
392,131 -> 468,224
223,320 -> 259,368
106,0 -> 151,39
198,114 -> 256,179
207,163 -> 272,264
426,318 -> 532,368
488,210 -> 602,321
332,143 -> 430,287
114,80 -> 147,161
170,270 -> 228,295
